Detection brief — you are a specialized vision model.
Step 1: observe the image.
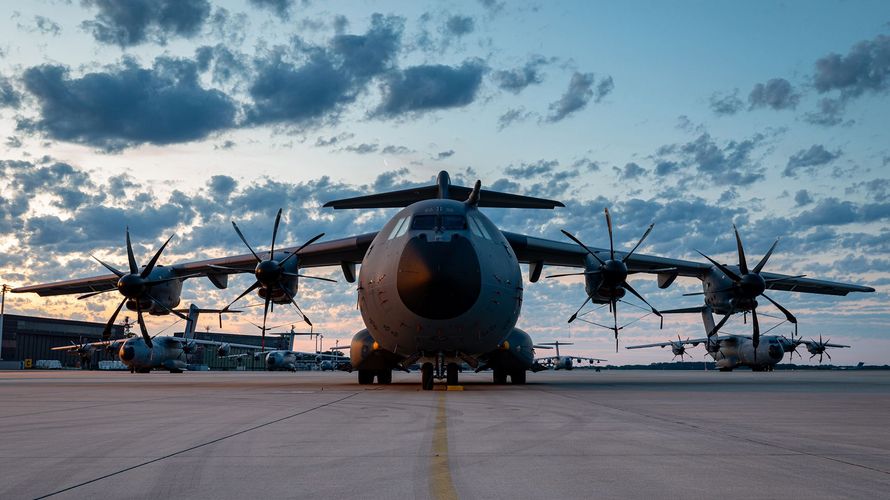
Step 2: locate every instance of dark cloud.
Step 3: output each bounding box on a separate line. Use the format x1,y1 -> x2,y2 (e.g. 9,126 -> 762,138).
709,89 -> 743,116
497,107 -> 534,130
813,34 -> 890,98
804,97 -> 848,127
208,175 -> 237,198
444,15 -> 475,36
19,58 -> 237,151
571,158 -> 600,172
81,0 -> 211,47
214,139 -> 236,150
616,162 -> 646,180
493,56 -> 550,94
478,0 -> 504,13
5,136 -> 22,148
794,189 -> 813,207
249,0 -> 296,20
748,78 -> 799,110
0,75 -> 21,109
314,132 -> 354,147
382,144 -> 412,155
247,14 -> 403,126
654,160 -> 679,177
784,144 -> 841,177
856,178 -> 890,202
195,44 -> 249,85
375,60 -> 486,118
32,16 -> 62,36
677,133 -> 765,186
342,143 -> 379,155
504,160 -> 558,179
436,150 -> 455,160
546,72 -> 611,122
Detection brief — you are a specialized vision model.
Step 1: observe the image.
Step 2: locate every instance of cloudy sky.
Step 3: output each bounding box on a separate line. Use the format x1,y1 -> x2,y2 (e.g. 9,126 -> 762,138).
0,0 -> 887,365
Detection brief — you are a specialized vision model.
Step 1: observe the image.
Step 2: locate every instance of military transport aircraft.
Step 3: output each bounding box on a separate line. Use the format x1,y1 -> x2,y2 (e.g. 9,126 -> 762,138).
16,171 -> 874,389
534,341 -> 606,370
627,331 -> 849,371
227,348 -> 349,372
52,305 -> 262,373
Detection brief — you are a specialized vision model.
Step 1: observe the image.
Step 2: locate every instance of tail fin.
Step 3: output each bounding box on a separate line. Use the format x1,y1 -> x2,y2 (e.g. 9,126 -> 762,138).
185,304 -> 199,339
322,170 -> 564,209
701,306 -> 715,337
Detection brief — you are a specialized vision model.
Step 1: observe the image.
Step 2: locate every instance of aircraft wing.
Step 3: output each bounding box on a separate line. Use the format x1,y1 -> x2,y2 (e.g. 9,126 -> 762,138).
576,357 -> 607,363
13,232 -> 378,297
802,340 -> 850,349
501,231 -> 874,295
626,336 -> 714,349
50,339 -> 123,351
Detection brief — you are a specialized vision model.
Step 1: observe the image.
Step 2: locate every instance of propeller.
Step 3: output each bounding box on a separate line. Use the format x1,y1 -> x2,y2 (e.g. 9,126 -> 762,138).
782,330 -> 804,361
696,225 -> 797,353
671,335 -> 693,361
809,333 -> 833,364
221,208 -> 327,350
79,228 -> 189,349
550,208 -> 662,351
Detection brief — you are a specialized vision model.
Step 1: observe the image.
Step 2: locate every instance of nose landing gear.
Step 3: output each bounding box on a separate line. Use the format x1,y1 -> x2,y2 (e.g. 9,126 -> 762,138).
420,352 -> 460,390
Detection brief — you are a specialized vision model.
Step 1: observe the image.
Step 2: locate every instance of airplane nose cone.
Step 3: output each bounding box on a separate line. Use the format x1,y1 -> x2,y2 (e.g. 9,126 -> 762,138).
120,345 -> 135,361
397,234 -> 481,320
267,356 -> 276,366
769,344 -> 783,360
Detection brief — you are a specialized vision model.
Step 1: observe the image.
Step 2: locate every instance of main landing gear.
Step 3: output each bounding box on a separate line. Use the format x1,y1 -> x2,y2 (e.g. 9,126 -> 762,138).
358,369 -> 394,385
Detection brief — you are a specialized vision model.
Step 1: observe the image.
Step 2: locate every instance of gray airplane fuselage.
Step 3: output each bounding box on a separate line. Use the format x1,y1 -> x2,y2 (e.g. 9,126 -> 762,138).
118,336 -> 193,373
357,199 -> 523,363
708,335 -> 786,371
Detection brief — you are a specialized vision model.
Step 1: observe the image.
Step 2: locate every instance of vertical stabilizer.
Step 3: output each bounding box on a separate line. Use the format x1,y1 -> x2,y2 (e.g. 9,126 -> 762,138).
701,306 -> 715,337
185,304 -> 200,340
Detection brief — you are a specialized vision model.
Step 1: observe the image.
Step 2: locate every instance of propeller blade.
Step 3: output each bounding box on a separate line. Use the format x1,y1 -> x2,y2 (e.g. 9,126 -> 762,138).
708,313 -> 732,338
623,223 -> 654,263
280,286 -> 312,326
136,302 -> 152,349
681,291 -> 706,296
612,298 -> 619,351
91,255 -> 125,277
825,351 -> 832,361
140,234 -> 174,278
261,296 -> 271,351
752,308 -> 760,350
232,221 -> 262,262
753,238 -> 779,274
222,281 -> 262,312
144,293 -> 189,321
604,208 -> 615,260
278,233 -> 326,268
561,229 -> 605,266
622,281 -> 661,316
568,296 -> 592,323
732,224 -> 749,275
269,208 -> 283,258
78,289 -> 113,300
695,250 -> 742,282
125,227 -> 139,275
102,298 -> 127,340
760,293 -> 797,324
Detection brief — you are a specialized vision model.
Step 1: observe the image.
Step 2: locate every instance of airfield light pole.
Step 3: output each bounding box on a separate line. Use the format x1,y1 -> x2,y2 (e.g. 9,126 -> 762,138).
0,284 -> 10,361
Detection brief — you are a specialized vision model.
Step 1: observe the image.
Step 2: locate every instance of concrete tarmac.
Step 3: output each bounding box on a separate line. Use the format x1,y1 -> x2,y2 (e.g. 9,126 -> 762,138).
1,369 -> 889,499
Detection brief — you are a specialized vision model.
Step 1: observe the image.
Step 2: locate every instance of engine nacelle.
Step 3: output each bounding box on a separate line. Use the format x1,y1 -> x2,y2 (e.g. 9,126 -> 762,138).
217,343 -> 231,357
182,340 -> 197,354
349,329 -> 400,371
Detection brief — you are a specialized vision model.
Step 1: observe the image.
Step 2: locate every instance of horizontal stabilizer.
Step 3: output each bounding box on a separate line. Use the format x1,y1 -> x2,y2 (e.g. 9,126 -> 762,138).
660,306 -> 707,314
323,171 -> 564,209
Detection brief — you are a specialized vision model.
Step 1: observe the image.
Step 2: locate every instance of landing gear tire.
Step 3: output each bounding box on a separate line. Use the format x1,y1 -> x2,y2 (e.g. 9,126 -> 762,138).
719,367 -> 733,372
421,363 -> 434,390
510,369 -> 526,385
446,363 -> 459,385
493,369 -> 508,385
358,370 -> 375,384
377,369 -> 392,384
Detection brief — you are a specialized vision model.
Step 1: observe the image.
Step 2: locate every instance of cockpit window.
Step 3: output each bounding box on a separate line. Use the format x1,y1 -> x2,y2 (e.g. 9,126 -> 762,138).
411,215 -> 437,230
409,214 -> 468,231
387,217 -> 408,239
468,216 -> 491,239
441,215 -> 467,230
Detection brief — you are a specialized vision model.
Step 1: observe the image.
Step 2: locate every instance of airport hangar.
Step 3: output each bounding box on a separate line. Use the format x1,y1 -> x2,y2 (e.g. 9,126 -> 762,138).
0,313 -> 297,370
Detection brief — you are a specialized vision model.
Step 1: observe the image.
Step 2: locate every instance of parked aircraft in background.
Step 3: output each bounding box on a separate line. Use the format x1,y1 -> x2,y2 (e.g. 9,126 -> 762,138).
17,171 -> 875,389
627,331 -> 849,371
52,305 -> 260,373
227,349 -> 350,372
534,341 -> 606,370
